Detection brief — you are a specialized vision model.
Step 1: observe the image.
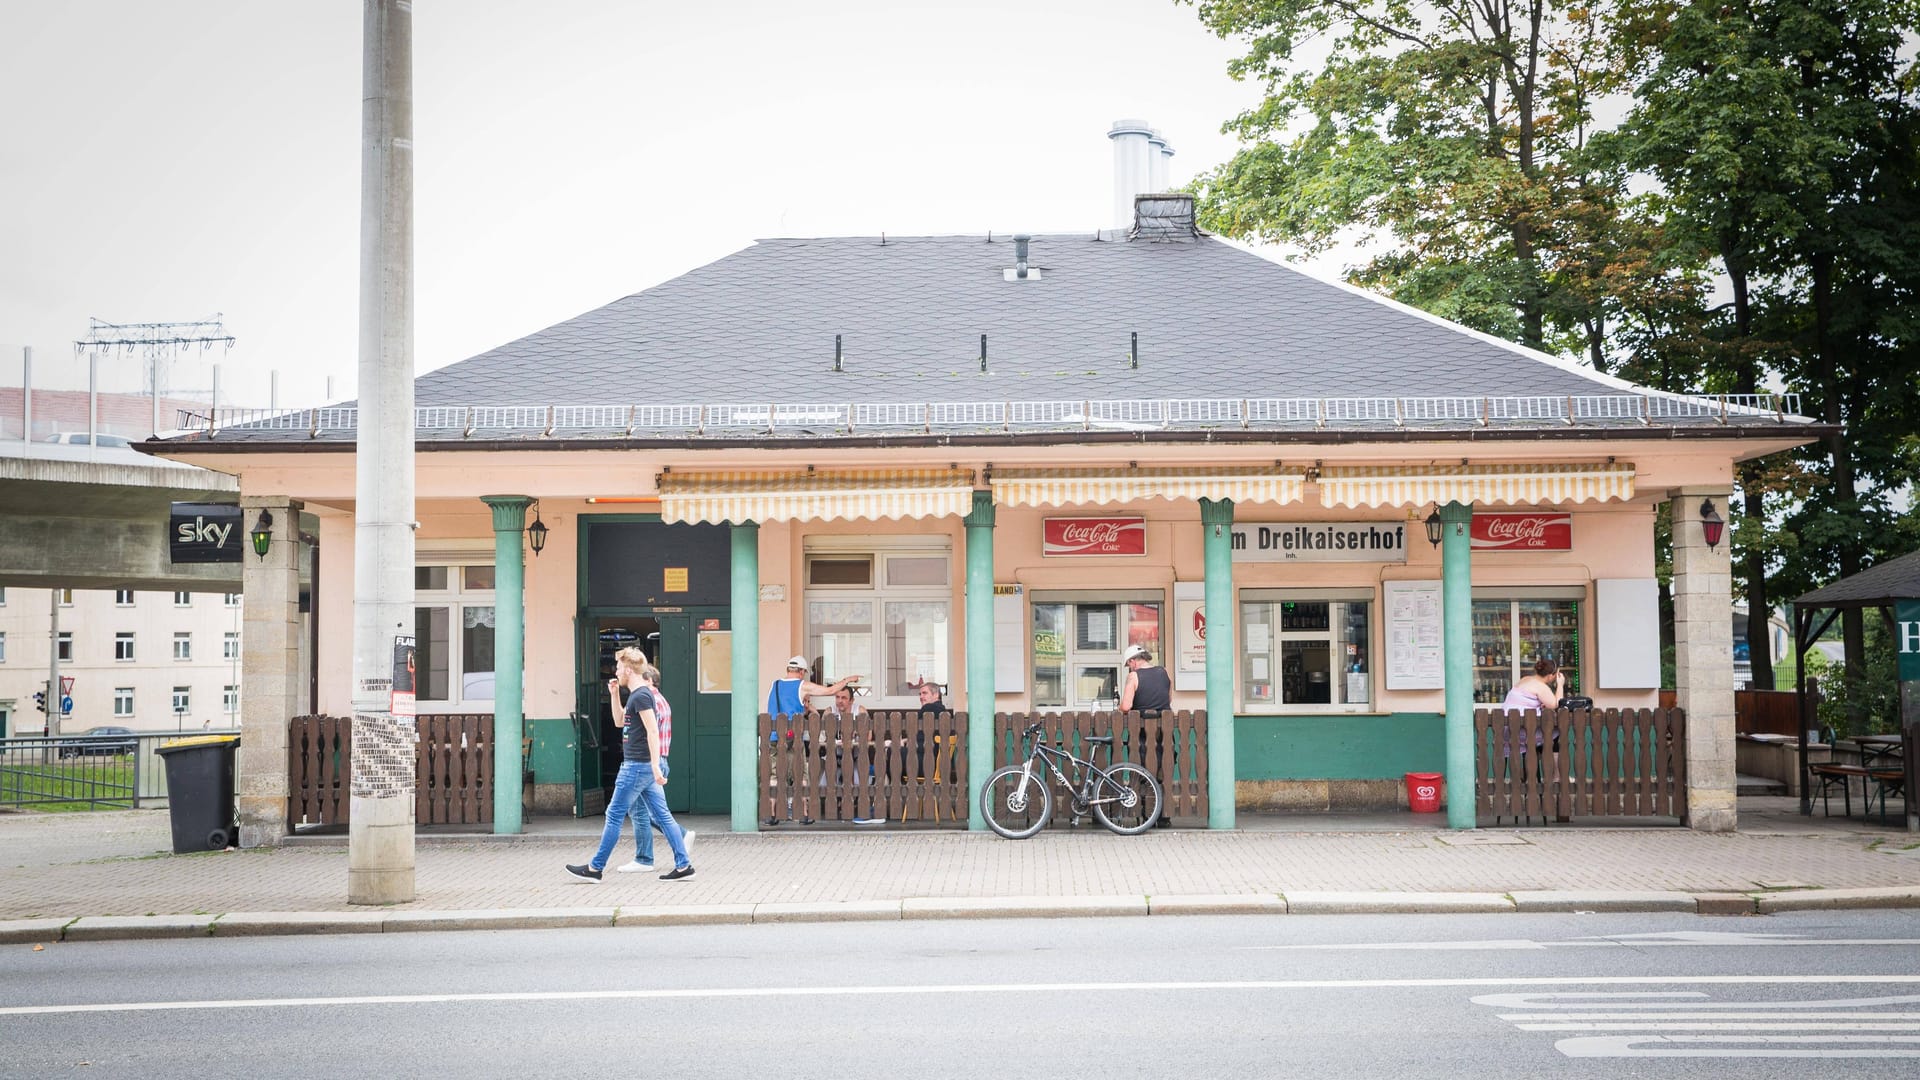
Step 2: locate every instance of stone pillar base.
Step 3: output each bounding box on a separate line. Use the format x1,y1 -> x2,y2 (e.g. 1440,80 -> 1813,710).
1686,798 -> 1738,834
237,797 -> 289,849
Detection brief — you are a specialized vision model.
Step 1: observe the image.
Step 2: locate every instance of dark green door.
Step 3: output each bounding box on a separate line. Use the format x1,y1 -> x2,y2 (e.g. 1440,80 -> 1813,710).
652,610 -> 731,814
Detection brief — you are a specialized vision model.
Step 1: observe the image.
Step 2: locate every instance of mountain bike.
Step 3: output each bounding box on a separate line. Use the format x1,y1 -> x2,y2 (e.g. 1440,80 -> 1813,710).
980,721 -> 1163,839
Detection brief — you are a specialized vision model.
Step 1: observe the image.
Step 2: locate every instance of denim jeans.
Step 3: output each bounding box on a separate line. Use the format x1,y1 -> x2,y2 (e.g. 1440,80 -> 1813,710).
630,759 -> 669,864
590,760 -> 655,871
632,766 -> 690,870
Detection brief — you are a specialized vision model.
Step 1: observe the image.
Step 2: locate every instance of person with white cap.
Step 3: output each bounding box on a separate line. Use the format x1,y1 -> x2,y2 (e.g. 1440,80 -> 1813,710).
1119,643 -> 1175,827
765,656 -> 862,826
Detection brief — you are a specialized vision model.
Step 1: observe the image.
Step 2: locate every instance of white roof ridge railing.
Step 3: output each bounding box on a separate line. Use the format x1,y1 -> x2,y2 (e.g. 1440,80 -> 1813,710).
174,392 -> 1807,439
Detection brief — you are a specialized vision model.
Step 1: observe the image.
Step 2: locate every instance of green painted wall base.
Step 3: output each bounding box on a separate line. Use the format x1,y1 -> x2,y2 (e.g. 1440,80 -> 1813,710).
1234,713 -> 1446,781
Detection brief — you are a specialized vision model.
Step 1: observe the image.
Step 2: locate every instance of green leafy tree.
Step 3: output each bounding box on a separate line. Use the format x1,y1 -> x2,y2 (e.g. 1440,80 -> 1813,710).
1186,0 -> 1638,352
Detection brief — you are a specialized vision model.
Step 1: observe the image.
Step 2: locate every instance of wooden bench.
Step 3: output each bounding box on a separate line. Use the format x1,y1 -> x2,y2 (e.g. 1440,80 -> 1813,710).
1810,762 -> 1906,821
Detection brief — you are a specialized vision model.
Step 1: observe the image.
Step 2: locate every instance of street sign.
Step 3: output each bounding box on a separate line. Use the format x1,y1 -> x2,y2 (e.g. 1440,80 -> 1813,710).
60,696 -> 73,714
59,676 -> 75,696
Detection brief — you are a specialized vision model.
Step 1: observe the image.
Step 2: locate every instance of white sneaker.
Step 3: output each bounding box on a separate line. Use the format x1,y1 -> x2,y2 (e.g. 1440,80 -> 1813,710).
616,860 -> 655,873
681,830 -> 695,856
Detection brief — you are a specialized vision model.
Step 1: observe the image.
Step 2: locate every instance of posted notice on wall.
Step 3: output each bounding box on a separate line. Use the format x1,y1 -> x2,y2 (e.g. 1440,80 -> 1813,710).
1383,581 -> 1444,690
1173,582 -> 1206,692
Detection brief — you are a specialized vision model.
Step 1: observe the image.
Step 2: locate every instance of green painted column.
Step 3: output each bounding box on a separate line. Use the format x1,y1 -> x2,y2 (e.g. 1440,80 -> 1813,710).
729,522 -> 761,833
1200,497 -> 1236,829
481,495 -> 532,835
964,490 -> 997,830
1440,500 -> 1476,830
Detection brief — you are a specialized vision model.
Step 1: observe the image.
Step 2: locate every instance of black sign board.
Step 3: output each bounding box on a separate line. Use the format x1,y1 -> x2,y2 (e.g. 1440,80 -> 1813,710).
169,503 -> 244,564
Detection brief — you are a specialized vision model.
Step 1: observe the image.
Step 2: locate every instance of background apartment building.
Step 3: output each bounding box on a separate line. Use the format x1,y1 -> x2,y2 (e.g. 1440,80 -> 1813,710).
0,586 -> 244,738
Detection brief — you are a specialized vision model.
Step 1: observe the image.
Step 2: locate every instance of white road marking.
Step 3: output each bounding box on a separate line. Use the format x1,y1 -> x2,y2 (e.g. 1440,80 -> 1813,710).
1556,1035 -> 1920,1058
1473,988 -> 1920,1058
6,975 -> 1920,1018
1254,932 -> 1920,952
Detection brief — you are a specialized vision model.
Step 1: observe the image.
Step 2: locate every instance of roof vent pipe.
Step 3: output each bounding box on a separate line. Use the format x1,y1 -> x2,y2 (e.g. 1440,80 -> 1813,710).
1147,130 -> 1169,194
1014,234 -> 1031,279
1107,119 -> 1154,231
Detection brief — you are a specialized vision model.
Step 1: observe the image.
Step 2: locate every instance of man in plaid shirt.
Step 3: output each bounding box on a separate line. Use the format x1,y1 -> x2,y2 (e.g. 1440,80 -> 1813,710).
623,662 -> 693,871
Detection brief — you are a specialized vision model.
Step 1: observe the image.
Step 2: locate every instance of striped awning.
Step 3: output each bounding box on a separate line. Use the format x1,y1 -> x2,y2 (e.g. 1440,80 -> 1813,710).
991,466 -> 1306,508
657,468 -> 976,524
1317,463 -> 1635,508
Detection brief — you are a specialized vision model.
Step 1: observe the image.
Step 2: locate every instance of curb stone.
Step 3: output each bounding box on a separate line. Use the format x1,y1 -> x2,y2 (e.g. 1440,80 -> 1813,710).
211,911 -> 388,936
753,900 -> 902,923
1511,890 -> 1695,913
902,895 -> 1150,920
1148,894 -> 1288,915
380,907 -> 618,933
64,915 -> 217,941
1692,892 -> 1760,916
1755,886 -> 1920,914
612,904 -> 755,927
0,918 -> 72,945
1284,891 -> 1516,914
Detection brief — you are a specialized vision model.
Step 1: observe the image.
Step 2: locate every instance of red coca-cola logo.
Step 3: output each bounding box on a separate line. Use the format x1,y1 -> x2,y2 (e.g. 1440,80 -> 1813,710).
1044,517 -> 1146,556
1470,513 -> 1571,551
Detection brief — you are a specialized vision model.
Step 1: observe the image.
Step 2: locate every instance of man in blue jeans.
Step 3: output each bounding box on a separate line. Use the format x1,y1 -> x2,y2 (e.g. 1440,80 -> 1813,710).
566,646 -> 694,882
622,662 -> 694,872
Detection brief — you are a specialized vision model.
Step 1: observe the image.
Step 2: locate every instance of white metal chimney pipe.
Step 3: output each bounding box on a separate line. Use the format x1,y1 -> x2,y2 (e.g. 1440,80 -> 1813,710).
1158,137 -> 1176,193
1147,130 -> 1168,194
1108,118 -> 1154,231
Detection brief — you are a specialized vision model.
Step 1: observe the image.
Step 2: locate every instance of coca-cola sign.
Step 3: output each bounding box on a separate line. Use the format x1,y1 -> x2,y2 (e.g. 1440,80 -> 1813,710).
1471,513 -> 1572,551
1043,517 -> 1146,557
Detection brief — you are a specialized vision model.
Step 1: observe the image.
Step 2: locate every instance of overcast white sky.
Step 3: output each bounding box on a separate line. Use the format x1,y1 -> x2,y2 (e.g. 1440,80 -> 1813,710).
0,0 -> 1336,407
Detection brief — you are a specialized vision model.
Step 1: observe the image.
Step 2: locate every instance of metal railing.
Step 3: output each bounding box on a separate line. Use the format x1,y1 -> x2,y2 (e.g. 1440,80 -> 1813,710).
0,730 -> 240,810
175,392 -> 1806,440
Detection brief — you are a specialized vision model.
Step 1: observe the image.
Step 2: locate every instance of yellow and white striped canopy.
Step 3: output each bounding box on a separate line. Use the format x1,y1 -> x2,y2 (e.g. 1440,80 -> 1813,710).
991,466 -> 1306,508
658,468 -> 976,524
1317,462 -> 1635,508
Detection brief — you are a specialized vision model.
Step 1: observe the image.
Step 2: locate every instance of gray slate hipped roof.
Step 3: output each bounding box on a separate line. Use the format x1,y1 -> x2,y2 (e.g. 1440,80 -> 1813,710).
1795,549 -> 1920,606
414,233 -> 1618,405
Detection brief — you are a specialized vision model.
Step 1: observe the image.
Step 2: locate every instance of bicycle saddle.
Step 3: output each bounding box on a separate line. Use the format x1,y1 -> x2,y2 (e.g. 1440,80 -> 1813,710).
1084,734 -> 1115,745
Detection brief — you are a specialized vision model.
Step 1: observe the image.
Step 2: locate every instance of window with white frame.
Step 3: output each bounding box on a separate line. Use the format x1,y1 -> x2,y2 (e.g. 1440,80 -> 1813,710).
0,631 -> 6,663
0,586 -> 7,605
174,591 -> 192,607
58,589 -> 73,606
1239,590 -> 1373,711
114,688 -> 134,717
223,592 -> 240,607
1029,592 -> 1164,709
172,686 -> 191,715
223,632 -> 239,661
413,561 -> 496,708
114,589 -> 135,606
173,632 -> 192,661
57,632 -> 72,662
115,632 -> 135,661
803,543 -> 952,709
223,685 -> 238,714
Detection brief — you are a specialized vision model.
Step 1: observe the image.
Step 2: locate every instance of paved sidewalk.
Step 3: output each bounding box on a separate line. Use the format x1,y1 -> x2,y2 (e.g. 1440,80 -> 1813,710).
4,798 -> 1917,931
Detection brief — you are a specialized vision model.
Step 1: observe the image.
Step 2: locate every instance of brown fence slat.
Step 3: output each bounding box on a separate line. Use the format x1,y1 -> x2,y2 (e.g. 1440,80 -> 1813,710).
1474,705 -> 1687,824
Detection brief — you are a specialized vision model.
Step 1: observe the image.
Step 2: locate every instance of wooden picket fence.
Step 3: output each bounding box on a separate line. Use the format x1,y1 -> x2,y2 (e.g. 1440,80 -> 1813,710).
992,711 -> 1209,826
1474,707 -> 1687,823
287,713 -> 496,827
760,710 -> 968,827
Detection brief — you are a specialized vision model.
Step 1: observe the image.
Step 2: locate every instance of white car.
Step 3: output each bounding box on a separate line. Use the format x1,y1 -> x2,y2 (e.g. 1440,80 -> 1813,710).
42,432 -> 133,447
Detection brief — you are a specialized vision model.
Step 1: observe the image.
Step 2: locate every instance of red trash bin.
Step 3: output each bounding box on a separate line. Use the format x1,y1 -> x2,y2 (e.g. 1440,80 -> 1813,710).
1405,772 -> 1443,813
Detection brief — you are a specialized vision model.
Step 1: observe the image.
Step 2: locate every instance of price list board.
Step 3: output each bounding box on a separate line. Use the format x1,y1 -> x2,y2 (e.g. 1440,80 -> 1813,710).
1383,580 -> 1444,690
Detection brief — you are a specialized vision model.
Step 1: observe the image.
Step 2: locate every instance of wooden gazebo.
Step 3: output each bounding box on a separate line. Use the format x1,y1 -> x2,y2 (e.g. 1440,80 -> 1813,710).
1792,550 -> 1920,831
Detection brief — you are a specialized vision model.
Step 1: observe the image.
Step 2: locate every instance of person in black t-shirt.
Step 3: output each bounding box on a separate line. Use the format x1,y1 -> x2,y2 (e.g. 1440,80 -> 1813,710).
1119,645 -> 1175,826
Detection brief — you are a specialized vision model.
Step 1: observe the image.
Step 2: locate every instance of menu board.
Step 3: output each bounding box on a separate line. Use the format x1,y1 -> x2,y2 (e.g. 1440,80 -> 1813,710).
1384,580 -> 1444,690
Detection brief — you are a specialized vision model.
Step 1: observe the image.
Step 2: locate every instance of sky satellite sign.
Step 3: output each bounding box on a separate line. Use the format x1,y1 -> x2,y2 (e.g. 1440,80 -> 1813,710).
169,503 -> 244,563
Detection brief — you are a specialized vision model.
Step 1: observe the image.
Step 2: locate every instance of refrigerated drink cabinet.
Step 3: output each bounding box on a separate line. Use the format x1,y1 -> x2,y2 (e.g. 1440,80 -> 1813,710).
1471,599 -> 1582,704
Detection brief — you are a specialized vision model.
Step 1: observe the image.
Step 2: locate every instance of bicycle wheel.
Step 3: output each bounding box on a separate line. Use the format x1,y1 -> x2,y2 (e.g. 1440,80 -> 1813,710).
1091,762 -> 1162,835
981,763 -> 1053,839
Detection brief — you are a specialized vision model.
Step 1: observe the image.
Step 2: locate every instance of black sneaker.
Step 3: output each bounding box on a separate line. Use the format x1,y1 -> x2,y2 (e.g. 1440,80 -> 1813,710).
659,865 -> 695,881
565,863 -> 603,883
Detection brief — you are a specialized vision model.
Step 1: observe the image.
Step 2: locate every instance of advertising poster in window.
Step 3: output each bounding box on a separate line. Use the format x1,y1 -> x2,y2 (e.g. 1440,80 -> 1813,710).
1174,582 -> 1206,691
391,635 -> 417,717
1383,581 -> 1444,690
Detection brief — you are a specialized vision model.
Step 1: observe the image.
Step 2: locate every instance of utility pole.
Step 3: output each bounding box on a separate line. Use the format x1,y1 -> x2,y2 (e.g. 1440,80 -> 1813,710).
47,591 -> 61,740
347,0 -> 417,905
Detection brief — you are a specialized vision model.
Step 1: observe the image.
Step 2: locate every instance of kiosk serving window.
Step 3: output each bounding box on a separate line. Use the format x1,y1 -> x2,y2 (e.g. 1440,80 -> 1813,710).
1029,593 -> 1163,709
1239,591 -> 1372,710
804,542 -> 951,708
414,561 -> 496,708
1471,590 -> 1583,703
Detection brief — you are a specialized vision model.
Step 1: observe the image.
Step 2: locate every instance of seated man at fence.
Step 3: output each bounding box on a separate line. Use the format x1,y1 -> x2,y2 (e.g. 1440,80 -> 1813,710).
907,676 -> 947,782
828,685 -> 884,824
765,655 -> 862,826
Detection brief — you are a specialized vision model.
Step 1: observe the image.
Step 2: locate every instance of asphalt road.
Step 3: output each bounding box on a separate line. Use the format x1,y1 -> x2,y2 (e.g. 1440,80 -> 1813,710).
4,911 -> 1920,1078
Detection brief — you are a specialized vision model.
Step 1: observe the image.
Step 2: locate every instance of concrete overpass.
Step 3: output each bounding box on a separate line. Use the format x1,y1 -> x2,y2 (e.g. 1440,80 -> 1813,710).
0,441 -> 242,591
